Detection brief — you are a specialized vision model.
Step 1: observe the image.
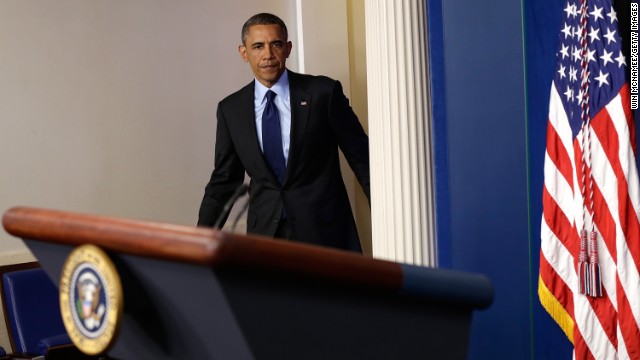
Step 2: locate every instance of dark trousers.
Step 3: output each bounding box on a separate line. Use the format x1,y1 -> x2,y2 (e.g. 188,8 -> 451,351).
274,218 -> 293,240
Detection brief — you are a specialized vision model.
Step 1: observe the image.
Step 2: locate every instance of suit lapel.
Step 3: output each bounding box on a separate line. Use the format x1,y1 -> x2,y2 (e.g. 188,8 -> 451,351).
285,71 -> 310,185
237,82 -> 265,165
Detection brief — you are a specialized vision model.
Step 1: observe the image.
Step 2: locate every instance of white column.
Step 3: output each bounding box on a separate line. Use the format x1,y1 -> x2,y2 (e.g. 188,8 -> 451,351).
365,0 -> 436,266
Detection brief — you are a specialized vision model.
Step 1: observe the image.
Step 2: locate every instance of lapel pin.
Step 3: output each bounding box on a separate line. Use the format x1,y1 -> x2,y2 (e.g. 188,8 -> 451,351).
301,101 -> 308,106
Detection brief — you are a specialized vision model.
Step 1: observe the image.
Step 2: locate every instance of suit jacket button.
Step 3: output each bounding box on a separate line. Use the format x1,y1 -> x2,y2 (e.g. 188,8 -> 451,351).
275,217 -> 280,224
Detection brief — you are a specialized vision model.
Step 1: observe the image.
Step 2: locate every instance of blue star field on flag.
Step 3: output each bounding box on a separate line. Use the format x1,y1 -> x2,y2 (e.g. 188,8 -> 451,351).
554,0 -> 627,137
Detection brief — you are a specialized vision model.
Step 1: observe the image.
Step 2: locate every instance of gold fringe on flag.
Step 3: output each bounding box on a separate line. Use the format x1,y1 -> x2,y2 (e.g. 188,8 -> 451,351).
538,276 -> 574,343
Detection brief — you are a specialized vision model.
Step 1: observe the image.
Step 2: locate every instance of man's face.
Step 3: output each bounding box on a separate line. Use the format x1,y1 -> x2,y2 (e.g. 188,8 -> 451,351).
239,24 -> 292,88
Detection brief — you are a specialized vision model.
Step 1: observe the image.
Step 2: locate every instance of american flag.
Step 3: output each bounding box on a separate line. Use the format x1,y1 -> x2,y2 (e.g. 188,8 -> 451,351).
539,0 -> 640,358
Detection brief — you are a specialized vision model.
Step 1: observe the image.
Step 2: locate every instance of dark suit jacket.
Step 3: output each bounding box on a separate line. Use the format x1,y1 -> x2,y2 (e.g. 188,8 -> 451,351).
198,70 -> 370,252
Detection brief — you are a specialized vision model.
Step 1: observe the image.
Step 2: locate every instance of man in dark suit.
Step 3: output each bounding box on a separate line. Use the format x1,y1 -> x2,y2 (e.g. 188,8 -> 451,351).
198,13 -> 369,252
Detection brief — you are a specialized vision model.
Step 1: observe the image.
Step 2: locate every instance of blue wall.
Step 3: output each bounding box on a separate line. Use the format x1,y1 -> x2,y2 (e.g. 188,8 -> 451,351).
430,0 -> 533,358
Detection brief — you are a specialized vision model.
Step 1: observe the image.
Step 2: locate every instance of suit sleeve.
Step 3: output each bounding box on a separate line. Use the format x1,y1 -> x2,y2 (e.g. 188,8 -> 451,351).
197,103 -> 246,227
328,81 -> 371,202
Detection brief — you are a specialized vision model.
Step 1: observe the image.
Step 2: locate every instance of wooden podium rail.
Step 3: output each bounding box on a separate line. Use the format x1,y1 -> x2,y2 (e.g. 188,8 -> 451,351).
3,207 -> 493,360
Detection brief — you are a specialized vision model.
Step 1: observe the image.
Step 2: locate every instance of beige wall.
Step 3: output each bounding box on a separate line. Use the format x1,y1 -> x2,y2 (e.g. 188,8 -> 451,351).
0,0 -> 296,351
0,0 -> 294,248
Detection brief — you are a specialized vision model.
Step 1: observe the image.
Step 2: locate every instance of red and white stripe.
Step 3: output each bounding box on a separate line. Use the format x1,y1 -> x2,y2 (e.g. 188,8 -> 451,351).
540,82 -> 640,359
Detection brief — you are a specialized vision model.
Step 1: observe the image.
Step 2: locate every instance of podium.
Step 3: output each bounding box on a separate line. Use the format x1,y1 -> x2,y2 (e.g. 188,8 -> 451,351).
2,207 -> 493,360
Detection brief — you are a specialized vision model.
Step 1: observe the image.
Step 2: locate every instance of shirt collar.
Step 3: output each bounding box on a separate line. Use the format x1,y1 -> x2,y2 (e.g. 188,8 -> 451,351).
255,69 -> 290,103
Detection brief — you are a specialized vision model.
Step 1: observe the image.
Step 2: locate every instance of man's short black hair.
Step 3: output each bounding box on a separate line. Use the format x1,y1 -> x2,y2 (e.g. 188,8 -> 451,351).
241,13 -> 288,45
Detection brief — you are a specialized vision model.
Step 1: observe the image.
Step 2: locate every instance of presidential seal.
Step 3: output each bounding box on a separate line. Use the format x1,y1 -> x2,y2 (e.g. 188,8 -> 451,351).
59,244 -> 123,355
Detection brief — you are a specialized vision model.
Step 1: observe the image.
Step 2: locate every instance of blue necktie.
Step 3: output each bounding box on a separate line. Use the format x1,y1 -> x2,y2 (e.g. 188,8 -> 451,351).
262,90 -> 286,184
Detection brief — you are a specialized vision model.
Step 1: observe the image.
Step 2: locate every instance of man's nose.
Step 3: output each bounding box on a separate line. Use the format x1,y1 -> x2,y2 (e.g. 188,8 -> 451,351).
264,45 -> 275,58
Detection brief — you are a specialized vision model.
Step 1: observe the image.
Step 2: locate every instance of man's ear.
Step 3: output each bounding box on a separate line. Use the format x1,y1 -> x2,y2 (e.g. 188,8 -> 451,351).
285,41 -> 292,58
238,45 -> 248,62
